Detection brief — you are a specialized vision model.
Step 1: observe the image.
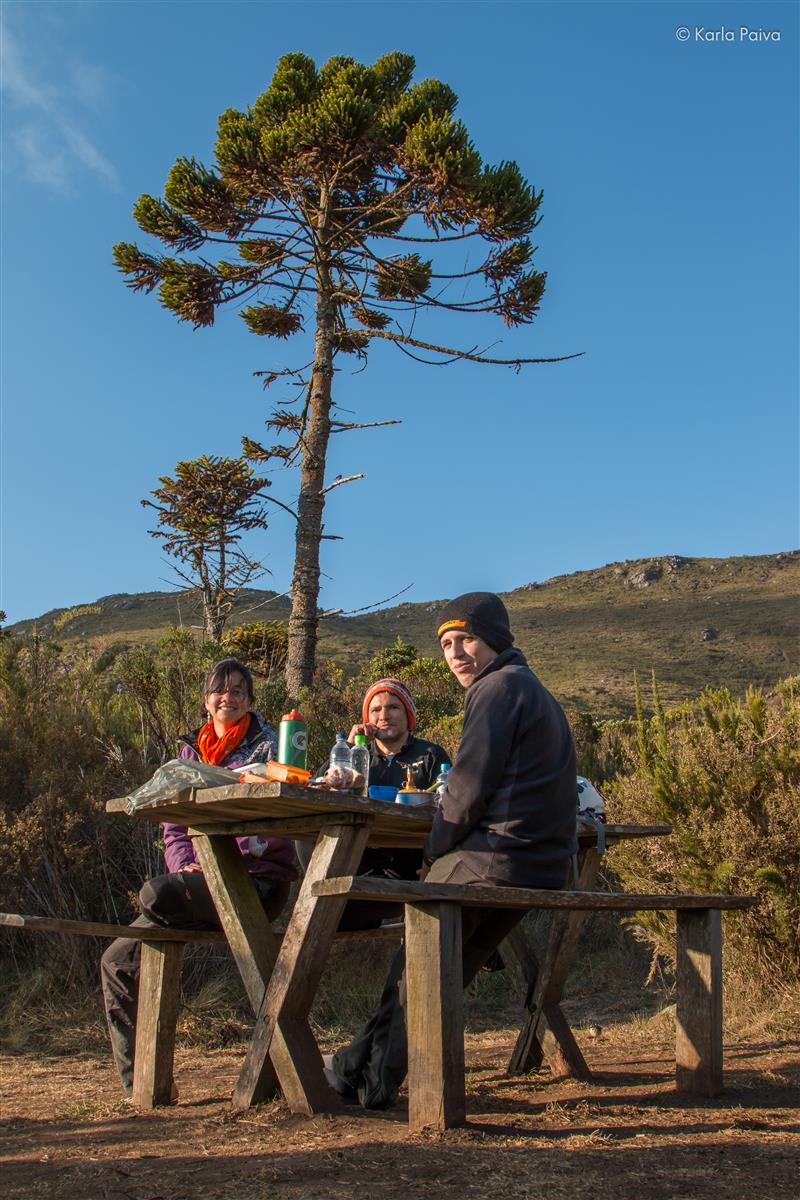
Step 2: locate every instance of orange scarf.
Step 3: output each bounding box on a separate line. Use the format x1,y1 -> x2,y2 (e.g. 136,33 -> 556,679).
197,713 -> 251,766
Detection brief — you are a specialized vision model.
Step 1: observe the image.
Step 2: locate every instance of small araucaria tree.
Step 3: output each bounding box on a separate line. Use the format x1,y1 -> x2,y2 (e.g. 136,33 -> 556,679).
143,455 -> 271,641
115,51 -> 575,696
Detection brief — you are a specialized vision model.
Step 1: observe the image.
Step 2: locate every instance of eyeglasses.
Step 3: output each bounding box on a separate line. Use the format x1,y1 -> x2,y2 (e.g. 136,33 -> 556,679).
209,687 -> 249,701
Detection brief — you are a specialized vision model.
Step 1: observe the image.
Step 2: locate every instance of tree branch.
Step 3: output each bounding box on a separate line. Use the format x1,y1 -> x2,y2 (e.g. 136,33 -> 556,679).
320,582 -> 413,618
330,418 -> 401,432
361,329 -> 583,366
319,472 -> 365,495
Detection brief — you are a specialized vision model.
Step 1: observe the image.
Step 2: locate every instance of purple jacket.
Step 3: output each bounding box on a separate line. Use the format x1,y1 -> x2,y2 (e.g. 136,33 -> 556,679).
162,712 -> 298,882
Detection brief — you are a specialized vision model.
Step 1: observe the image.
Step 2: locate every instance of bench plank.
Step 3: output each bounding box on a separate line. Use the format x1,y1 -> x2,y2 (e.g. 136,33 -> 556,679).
0,914 -> 226,942
0,911 -> 402,944
311,877 -> 757,911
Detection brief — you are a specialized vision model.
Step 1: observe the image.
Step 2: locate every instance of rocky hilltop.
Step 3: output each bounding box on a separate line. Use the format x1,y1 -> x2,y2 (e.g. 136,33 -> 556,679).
9,551 -> 798,716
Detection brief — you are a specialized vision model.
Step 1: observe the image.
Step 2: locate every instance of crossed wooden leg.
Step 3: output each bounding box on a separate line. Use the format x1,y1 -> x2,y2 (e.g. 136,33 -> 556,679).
505,848 -> 601,1079
231,817 -> 372,1113
188,832 -> 287,1101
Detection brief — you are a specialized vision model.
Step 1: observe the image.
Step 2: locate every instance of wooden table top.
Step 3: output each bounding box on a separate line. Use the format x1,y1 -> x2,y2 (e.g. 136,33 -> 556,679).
106,783 -> 671,851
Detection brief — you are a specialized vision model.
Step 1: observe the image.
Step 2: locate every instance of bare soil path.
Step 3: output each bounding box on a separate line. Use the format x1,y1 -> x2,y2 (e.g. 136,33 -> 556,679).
2,1023 -> 798,1200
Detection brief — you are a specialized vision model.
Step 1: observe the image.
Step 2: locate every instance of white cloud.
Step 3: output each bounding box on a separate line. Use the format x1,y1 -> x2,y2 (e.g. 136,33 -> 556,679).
1,18 -> 120,191
69,59 -> 111,109
11,125 -> 69,188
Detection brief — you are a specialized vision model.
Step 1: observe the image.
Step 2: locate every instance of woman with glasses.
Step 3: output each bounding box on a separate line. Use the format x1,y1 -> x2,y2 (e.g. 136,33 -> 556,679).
100,658 -> 297,1098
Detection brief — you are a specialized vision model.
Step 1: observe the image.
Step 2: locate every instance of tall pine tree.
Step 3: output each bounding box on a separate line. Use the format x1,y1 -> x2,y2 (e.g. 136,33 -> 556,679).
115,51 -> 573,695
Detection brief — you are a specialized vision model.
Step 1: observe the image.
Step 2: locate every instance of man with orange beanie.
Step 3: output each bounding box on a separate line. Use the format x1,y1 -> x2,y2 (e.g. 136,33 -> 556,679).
296,678 -> 449,929
348,677 -> 447,794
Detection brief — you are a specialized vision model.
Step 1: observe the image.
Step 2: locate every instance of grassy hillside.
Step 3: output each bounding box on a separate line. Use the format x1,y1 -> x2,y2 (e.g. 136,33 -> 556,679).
9,551 -> 798,716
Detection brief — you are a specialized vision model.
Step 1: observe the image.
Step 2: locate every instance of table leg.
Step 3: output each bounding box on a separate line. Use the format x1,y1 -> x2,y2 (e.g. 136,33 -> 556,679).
405,900 -> 465,1132
498,923 -> 544,1074
192,833 -> 284,1101
676,908 -> 722,1096
232,818 -> 372,1114
507,848 -> 602,1079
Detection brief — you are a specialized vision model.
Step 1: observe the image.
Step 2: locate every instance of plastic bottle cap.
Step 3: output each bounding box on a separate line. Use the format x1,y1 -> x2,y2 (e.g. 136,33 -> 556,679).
281,709 -> 306,722
354,734 -> 366,745
335,732 -> 347,740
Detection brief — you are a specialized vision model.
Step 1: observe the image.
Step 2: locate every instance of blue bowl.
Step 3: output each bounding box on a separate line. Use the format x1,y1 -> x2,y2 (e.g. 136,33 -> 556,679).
395,791 -> 432,806
368,785 -> 398,802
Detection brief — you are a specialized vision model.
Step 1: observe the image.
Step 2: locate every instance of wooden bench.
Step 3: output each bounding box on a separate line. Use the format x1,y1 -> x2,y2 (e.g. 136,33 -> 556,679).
1,912 -> 402,1109
310,875 -> 757,1132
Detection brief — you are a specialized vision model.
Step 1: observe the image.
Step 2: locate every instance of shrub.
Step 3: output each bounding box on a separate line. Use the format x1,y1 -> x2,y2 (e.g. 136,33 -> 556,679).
220,620 -> 288,675
0,633 -> 161,982
606,674 -> 800,996
115,627 -> 217,759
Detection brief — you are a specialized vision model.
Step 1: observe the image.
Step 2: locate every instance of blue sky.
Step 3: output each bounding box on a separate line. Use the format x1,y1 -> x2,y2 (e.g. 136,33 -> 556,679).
2,0 -> 798,625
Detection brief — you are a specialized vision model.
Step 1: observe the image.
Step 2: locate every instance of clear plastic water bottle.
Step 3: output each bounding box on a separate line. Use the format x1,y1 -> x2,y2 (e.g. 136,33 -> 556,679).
329,733 -> 352,773
350,733 -> 370,797
435,763 -> 451,806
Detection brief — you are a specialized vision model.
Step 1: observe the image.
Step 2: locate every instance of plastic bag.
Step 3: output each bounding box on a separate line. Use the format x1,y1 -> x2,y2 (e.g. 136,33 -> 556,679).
120,759 -> 243,815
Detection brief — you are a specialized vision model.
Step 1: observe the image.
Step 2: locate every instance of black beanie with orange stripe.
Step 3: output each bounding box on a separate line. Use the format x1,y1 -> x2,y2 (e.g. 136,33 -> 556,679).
436,592 -> 514,653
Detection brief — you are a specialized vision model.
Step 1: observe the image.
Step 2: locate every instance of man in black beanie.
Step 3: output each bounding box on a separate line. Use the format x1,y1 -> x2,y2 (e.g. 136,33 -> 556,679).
325,591 -> 577,1110
429,591 -> 576,886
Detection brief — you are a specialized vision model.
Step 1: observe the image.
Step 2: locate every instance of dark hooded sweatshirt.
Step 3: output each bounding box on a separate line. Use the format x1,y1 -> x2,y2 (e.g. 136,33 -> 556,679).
424,647 -> 577,888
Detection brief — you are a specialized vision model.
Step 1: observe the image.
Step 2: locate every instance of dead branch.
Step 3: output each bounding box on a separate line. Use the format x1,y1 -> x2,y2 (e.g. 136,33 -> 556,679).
320,473 -> 366,496
330,419 -> 401,432
320,582 -> 413,618
361,329 -> 583,367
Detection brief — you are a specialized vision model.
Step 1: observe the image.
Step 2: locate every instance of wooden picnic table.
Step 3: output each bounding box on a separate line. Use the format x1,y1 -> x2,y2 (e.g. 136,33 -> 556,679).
106,782 -> 671,1115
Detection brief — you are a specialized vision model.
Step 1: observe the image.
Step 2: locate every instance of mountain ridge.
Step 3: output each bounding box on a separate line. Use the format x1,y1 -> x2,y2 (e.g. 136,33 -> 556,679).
8,550 -> 798,717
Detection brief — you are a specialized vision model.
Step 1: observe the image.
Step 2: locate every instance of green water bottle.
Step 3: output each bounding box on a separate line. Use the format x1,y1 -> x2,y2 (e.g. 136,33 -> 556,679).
278,709 -> 308,768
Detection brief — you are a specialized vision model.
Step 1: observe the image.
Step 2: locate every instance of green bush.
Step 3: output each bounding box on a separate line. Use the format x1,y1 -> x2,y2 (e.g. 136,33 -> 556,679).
606,675 -> 800,995
0,634 -> 159,979
220,620 -> 288,675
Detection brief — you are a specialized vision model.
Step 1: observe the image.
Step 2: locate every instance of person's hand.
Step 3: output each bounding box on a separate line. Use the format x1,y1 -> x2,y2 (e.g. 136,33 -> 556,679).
182,862 -> 203,873
348,722 -> 378,744
325,765 -> 358,791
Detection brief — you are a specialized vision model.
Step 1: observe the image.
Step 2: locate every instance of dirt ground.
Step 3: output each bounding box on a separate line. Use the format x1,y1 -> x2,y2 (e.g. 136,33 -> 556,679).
2,1018 -> 798,1200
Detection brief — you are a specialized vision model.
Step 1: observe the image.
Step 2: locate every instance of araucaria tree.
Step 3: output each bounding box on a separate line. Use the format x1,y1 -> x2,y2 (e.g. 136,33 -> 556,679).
115,51 -> 573,696
143,456 -> 271,641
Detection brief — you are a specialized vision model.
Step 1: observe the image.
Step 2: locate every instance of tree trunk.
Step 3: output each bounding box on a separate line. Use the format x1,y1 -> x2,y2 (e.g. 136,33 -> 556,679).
198,561 -> 224,643
284,278 -> 335,699
207,603 -> 225,644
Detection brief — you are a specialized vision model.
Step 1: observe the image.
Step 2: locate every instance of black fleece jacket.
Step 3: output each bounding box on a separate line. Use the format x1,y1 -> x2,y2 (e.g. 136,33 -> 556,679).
423,647 -> 577,888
